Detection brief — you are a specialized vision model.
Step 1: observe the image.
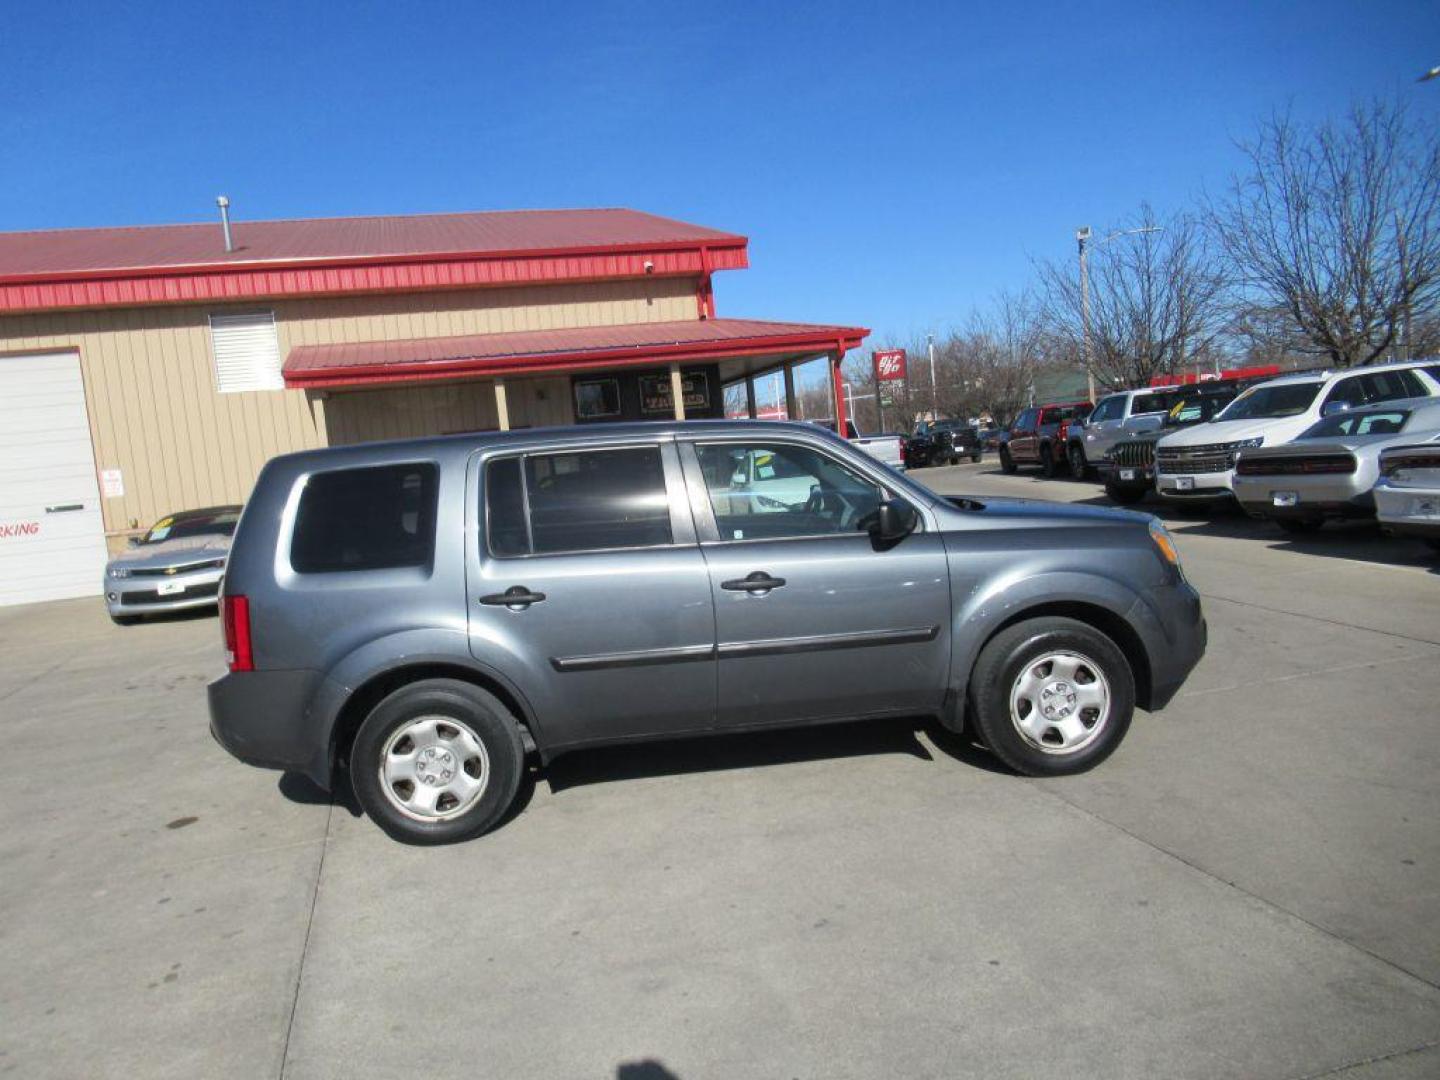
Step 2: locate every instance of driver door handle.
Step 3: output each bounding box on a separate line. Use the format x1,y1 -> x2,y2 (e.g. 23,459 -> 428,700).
721,571 -> 787,593
479,586 -> 547,609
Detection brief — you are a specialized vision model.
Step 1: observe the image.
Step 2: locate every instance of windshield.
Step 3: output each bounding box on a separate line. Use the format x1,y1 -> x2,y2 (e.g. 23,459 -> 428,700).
1217,383 -> 1321,422
1300,409 -> 1411,438
142,510 -> 240,544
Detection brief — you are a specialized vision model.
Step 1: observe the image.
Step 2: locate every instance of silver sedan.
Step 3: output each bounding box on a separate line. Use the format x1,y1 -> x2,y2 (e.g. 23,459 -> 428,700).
1232,398 -> 1440,534
1374,443 -> 1440,553
103,505 -> 241,624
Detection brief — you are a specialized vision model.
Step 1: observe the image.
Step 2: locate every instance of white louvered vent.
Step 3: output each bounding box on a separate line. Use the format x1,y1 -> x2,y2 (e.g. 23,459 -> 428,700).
209,312 -> 283,393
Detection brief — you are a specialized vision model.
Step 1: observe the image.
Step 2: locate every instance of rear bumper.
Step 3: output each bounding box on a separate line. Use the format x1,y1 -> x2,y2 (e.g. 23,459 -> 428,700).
208,668 -> 333,788
1374,483 -> 1440,537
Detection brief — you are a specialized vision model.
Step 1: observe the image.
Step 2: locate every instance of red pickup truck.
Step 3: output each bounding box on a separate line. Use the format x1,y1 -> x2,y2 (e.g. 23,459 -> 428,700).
1000,401 -> 1094,478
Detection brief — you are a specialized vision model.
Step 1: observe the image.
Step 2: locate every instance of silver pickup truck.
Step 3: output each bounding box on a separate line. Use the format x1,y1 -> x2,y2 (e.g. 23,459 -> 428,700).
815,418 -> 907,471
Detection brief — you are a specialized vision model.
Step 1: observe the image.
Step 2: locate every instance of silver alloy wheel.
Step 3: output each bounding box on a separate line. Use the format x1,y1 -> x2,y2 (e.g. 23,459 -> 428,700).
379,715 -> 491,822
1008,651 -> 1111,755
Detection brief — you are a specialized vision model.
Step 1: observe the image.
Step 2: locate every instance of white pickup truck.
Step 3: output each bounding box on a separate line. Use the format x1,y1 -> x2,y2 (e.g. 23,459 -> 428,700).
812,418 -> 907,472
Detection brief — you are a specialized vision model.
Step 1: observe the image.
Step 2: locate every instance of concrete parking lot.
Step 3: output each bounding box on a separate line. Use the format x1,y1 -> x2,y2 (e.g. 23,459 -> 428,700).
1,462 -> 1438,1080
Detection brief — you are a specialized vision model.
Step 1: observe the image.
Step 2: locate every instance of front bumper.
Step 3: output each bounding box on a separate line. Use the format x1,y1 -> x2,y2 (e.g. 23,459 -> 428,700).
1374,481 -> 1440,539
1131,580 -> 1207,711
105,567 -> 224,615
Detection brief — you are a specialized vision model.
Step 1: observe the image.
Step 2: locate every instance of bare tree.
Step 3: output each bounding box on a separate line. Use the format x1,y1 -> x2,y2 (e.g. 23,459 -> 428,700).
920,290 -> 1046,426
1209,100 -> 1440,367
1037,204 -> 1231,389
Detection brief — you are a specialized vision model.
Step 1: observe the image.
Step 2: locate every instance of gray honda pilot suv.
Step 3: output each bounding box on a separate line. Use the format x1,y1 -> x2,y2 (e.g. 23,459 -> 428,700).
209,420 -> 1205,844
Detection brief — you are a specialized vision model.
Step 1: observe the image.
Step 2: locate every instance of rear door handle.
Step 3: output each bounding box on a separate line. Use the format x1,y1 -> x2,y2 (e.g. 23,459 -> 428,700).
721,571 -> 786,594
479,586 -> 547,609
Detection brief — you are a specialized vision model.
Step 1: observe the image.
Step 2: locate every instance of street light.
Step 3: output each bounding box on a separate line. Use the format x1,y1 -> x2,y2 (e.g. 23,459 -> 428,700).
927,333 -> 938,419
1076,224 -> 1163,402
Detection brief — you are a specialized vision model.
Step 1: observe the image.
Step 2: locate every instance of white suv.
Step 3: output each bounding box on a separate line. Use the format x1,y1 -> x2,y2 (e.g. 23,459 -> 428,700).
1154,361 -> 1440,502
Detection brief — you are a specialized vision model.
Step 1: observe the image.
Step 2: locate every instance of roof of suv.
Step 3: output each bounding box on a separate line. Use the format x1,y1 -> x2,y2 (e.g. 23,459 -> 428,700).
270,419 -> 853,469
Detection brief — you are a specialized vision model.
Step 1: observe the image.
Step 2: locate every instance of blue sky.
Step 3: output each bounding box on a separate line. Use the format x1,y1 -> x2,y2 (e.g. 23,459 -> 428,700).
3,1 -> 1437,347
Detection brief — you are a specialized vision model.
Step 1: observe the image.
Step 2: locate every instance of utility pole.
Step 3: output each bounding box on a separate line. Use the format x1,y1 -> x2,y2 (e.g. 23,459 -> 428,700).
927,333 -> 938,419
1076,227 -> 1093,402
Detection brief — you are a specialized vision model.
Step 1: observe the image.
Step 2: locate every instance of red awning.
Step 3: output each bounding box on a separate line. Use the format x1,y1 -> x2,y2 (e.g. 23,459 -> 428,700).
283,318 -> 869,389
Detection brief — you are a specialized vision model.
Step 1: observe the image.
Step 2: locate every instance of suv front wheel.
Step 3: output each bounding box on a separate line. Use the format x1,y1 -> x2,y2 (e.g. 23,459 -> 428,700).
351,679 -> 525,844
967,617 -> 1135,776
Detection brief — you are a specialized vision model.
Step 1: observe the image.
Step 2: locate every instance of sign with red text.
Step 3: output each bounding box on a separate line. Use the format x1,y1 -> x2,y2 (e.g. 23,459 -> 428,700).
873,349 -> 908,407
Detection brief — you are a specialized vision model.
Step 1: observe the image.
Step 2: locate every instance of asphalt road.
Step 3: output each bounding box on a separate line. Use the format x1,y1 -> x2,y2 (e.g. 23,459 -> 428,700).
1,462 -> 1438,1079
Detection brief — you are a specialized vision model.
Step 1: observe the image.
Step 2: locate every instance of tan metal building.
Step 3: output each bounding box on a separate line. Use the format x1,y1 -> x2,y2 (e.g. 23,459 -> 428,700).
0,207 -> 867,606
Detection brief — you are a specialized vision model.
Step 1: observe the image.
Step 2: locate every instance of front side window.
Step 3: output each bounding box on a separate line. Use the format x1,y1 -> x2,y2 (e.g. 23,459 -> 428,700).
1014,410 -> 1037,431
1090,396 -> 1124,423
695,442 -> 883,541
484,446 -> 672,557
291,463 -> 438,573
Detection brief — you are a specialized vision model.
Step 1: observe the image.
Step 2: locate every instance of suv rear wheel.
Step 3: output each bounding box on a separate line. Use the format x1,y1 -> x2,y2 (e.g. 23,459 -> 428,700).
350,679 -> 525,845
967,617 -> 1135,776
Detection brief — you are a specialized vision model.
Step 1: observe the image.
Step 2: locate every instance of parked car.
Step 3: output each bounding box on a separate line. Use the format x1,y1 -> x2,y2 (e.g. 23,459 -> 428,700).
813,418 -> 907,472
1101,384 -> 1246,505
1233,398 -> 1440,532
104,506 -> 242,624
1000,402 -> 1094,477
907,419 -> 983,467
209,420 -> 1205,844
1154,361 -> 1440,505
1374,442 -> 1440,553
1073,388 -> 1174,479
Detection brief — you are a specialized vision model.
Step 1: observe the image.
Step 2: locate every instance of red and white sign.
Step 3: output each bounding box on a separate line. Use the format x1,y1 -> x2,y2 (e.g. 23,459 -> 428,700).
873,349 -> 907,382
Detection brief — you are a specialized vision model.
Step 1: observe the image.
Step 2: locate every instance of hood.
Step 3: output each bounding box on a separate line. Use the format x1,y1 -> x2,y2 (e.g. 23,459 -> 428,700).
942,495 -> 1148,529
1156,415 -> 1311,449
108,533 -> 232,571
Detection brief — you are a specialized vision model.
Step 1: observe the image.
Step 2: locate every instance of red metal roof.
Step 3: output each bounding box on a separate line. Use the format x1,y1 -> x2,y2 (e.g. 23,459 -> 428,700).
284,318 -> 870,389
0,208 -> 748,314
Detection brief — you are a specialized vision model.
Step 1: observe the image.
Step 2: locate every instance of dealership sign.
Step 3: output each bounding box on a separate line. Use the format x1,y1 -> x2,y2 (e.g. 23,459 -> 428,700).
873,349 -> 907,407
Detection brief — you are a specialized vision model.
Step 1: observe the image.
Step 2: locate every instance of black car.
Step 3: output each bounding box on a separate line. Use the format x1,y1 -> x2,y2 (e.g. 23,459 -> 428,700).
906,420 -> 983,467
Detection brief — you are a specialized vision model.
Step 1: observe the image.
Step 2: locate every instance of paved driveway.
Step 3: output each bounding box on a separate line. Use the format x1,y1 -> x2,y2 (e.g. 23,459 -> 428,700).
1,463 -> 1438,1079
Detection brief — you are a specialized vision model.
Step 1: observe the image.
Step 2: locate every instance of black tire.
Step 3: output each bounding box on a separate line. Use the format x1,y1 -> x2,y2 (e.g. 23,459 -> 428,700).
1040,444 -> 1058,478
1277,519 -> 1323,535
967,617 -> 1135,777
949,454 -> 960,466
109,613 -> 140,626
999,445 -> 1017,474
350,678 -> 525,845
1068,443 -> 1089,480
1104,482 -> 1147,506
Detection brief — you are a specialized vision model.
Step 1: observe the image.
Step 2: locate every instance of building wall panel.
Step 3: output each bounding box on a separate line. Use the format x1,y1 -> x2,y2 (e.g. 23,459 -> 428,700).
0,278 -> 696,542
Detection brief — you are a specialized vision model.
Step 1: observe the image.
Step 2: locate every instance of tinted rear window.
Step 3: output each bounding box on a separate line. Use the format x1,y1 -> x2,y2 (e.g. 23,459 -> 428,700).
291,463 -> 439,574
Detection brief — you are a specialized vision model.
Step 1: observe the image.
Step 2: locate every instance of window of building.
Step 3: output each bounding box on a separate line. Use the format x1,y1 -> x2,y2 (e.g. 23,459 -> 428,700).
694,442 -> 883,541
209,311 -> 283,393
291,463 -> 439,573
484,446 -> 672,557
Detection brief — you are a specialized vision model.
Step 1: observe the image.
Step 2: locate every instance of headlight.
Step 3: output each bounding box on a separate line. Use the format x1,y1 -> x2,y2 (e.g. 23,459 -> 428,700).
1234,437 -> 1264,450
108,567 -> 131,579
1148,519 -> 1182,571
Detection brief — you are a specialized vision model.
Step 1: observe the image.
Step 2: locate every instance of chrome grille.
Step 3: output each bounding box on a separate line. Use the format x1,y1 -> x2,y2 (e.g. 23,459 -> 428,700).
1111,441 -> 1155,468
1157,442 -> 1244,475
129,558 -> 226,578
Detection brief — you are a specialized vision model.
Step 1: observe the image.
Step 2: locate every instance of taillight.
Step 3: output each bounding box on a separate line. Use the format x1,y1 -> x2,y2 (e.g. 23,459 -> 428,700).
222,594 -> 254,673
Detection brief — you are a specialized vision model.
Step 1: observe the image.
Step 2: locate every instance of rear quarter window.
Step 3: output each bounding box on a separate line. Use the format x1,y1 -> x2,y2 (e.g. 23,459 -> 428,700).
290,462 -> 439,574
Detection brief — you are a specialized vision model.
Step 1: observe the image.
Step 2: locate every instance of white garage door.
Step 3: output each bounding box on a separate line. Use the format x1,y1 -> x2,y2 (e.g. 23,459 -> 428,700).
0,352 -> 109,607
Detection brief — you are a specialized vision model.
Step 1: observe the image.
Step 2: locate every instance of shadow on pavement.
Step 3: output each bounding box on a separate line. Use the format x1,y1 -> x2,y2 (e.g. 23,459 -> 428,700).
543,715 -> 1012,793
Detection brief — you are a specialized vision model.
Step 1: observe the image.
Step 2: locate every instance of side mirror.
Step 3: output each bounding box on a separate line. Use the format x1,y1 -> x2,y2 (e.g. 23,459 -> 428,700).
870,499 -> 918,544
1134,415 -> 1164,433
1321,400 -> 1350,417
731,470 -> 748,486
